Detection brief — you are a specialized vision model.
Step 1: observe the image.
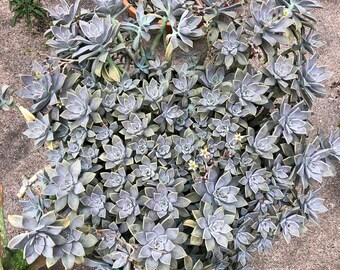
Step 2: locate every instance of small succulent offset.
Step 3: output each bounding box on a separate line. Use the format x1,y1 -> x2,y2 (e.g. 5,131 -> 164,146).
0,84 -> 13,111
9,0 -> 339,270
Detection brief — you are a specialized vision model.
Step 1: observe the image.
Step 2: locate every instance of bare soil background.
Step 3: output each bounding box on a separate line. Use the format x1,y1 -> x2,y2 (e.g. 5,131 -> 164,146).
0,0 -> 338,269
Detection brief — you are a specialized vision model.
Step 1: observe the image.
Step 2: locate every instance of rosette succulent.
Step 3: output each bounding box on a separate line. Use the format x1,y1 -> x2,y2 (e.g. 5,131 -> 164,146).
143,183 -> 190,220
48,214 -> 88,269
233,69 -> 269,116
8,211 -> 64,264
81,184 -> 108,222
214,23 -> 248,68
109,183 -> 142,227
47,0 -> 80,25
23,113 -> 55,147
265,55 -> 299,92
186,203 -> 234,251
272,100 -> 313,143
248,0 -> 294,48
100,135 -> 133,169
43,160 -> 95,211
132,217 -> 187,270
292,54 -> 332,107
294,140 -> 333,189
247,125 -> 280,159
61,87 -> 102,130
17,62 -> 66,112
101,167 -> 133,192
73,14 -> 118,63
193,166 -> 247,213
47,25 -> 79,57
239,166 -> 271,197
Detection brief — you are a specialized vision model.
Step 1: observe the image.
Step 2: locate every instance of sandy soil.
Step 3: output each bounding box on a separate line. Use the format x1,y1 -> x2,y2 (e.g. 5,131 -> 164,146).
0,0 -> 339,270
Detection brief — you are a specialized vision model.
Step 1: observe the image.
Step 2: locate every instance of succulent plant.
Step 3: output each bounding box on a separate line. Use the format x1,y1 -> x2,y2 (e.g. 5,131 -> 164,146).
279,211 -> 305,243
294,140 -> 333,189
299,188 -> 327,224
8,211 -> 65,264
319,128 -> 340,173
133,156 -> 158,185
272,100 -> 313,143
48,213 -> 89,269
233,69 -> 269,116
20,187 -> 51,221
121,5 -> 159,50
141,78 -> 168,109
109,183 -> 142,227
60,87 -> 102,130
292,54 -> 331,107
96,221 -> 120,251
239,166 -> 271,197
101,167 -> 133,192
47,0 -> 80,25
73,14 -> 121,72
172,68 -> 198,96
247,125 -> 280,159
143,183 -> 190,220
129,138 -> 155,163
248,0 -> 294,50
264,55 -> 299,92
277,0 -> 322,26
214,23 -> 248,68
173,129 -> 201,163
17,62 -> 66,112
81,184 -> 108,222
113,93 -> 142,120
165,10 -> 204,58
99,135 -> 133,169
23,113 -> 55,147
9,0 -> 339,269
92,0 -> 123,15
0,84 -> 13,110
43,160 -> 95,211
185,203 -> 234,251
192,87 -> 229,114
149,134 -> 173,166
193,166 -> 247,213
209,114 -> 239,137
132,217 -> 187,270
47,25 -> 79,57
121,113 -> 155,139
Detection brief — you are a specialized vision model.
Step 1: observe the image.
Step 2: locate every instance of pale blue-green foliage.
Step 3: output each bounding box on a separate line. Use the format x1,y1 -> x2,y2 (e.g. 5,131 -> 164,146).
0,84 -> 13,111
8,0 -> 339,270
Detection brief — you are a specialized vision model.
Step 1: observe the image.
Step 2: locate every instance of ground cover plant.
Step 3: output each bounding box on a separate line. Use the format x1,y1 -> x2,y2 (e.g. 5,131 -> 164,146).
4,0 -> 340,269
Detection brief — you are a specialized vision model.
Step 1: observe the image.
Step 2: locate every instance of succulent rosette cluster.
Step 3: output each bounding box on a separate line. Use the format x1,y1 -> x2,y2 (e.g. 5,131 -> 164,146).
7,0 -> 339,270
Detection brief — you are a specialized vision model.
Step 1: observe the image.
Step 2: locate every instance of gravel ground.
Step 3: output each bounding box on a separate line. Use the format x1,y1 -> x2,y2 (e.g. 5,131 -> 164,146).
0,0 -> 339,270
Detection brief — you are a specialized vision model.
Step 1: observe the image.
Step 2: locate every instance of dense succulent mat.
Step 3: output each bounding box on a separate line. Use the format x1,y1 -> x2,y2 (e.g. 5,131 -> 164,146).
3,0 -> 339,270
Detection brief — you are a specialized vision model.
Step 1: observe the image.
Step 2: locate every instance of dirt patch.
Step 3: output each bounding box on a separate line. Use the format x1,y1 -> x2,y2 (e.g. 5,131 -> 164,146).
0,1 -> 339,270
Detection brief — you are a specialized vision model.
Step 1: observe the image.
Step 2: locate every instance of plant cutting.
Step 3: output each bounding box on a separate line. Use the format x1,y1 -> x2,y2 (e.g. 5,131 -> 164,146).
4,0 -> 339,270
